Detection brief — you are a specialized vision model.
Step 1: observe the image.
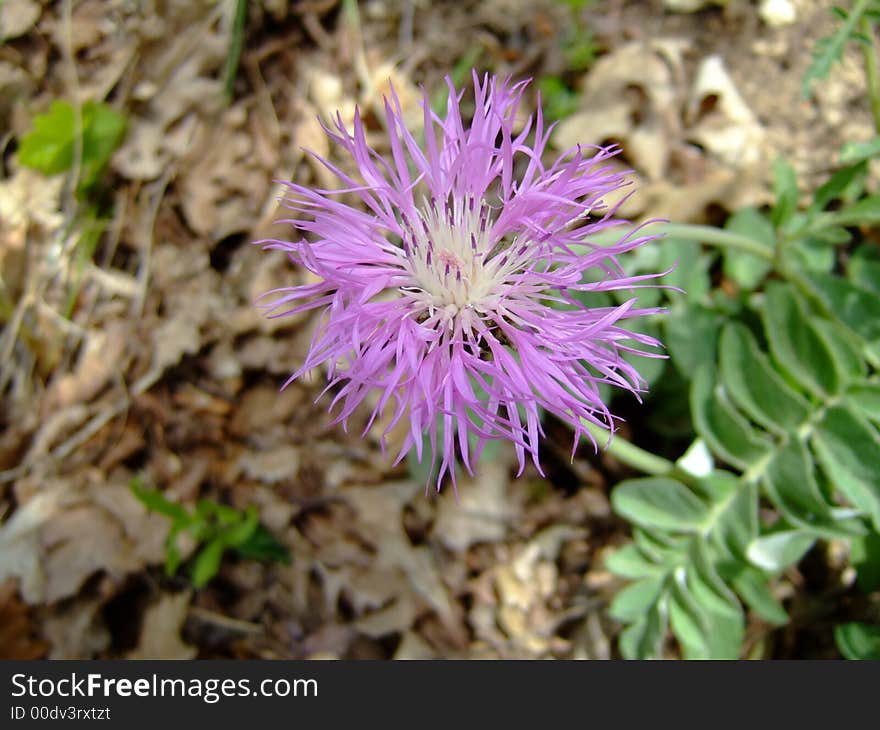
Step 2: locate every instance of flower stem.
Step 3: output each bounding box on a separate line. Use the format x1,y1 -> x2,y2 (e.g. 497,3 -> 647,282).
860,16 -> 880,135
587,222 -> 774,262
581,419 -> 676,477
648,223 -> 775,262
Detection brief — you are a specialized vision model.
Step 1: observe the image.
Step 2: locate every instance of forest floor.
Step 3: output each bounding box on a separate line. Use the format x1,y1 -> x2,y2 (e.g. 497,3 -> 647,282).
0,0 -> 870,659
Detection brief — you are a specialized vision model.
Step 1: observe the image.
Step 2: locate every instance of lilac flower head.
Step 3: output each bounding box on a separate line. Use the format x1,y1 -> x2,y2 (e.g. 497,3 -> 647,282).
258,72 -> 663,490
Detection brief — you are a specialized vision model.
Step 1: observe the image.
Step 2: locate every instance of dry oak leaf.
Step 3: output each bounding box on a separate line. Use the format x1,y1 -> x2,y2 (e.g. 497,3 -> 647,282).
433,458 -> 515,552
0,0 -> 41,40
0,478 -> 169,605
554,40 -> 688,182
0,487 -> 67,604
40,504 -> 147,603
42,598 -> 111,660
127,591 -> 197,660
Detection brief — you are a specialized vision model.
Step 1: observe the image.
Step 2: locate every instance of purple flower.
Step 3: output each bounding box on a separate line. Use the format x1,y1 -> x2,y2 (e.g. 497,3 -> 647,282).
257,72 -> 664,490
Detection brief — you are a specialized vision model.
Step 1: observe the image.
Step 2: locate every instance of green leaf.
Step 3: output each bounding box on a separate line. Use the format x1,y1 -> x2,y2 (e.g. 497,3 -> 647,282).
834,622 -> 880,660
703,607 -> 744,660
763,438 -> 862,538
825,193 -> 880,226
803,272 -> 880,347
609,575 -> 666,622
730,567 -> 788,626
851,532 -> 880,593
840,137 -> 880,164
17,100 -> 127,194
802,2 -> 867,99
668,556 -> 743,660
687,540 -> 742,621
190,539 -> 226,588
809,161 -> 867,214
633,527 -> 689,564
812,404 -> 880,530
164,526 -> 184,577
219,506 -> 260,547
848,245 -> 880,294
664,304 -> 723,378
811,319 -> 867,384
236,525 -> 291,564
762,282 -> 839,397
694,468 -> 738,502
129,479 -> 192,526
691,365 -> 771,471
621,318 -> 665,386
846,382 -> 880,424
722,208 -> 774,291
706,476 -> 758,566
79,101 -> 127,190
789,236 -> 836,273
805,226 -> 853,245
605,544 -> 662,579
770,158 -> 799,229
719,323 -> 810,434
197,499 -> 241,526
747,530 -> 816,572
612,478 -> 710,533
618,601 -> 667,660
17,100 -> 77,175
668,576 -> 711,659
659,238 -> 712,302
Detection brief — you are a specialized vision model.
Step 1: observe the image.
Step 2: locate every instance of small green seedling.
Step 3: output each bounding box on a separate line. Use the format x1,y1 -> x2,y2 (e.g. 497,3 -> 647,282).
17,99 -> 127,196
130,477 -> 290,589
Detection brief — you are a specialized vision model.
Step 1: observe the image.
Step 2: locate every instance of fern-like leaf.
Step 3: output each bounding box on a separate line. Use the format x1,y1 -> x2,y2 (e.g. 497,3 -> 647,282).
803,0 -> 872,99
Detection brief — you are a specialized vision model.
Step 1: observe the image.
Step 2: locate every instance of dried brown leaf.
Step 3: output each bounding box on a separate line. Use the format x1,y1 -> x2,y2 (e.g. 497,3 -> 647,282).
433,459 -> 515,552
127,591 -> 197,660
42,598 -> 111,660
0,0 -> 41,40
0,580 -> 48,659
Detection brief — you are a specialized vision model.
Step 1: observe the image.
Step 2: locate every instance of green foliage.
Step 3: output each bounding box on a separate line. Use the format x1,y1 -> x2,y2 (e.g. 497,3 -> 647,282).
130,477 -> 290,588
802,0 -> 876,99
554,0 -> 597,9
834,622 -> 880,659
557,21 -> 601,73
18,99 -> 127,196
607,133 -> 880,657
609,472 -> 752,659
537,76 -> 581,122
852,532 -> 880,592
841,136 -> 880,163
721,208 -> 773,291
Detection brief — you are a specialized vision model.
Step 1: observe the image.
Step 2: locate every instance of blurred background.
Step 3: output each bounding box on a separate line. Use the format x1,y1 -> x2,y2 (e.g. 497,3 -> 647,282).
0,0 -> 872,659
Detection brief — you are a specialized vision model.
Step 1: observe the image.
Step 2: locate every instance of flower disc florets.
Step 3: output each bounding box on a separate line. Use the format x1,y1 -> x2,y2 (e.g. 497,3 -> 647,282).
257,72 -> 664,490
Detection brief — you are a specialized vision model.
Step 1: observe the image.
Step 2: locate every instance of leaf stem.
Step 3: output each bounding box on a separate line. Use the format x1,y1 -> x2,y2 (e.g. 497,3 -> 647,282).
650,223 -> 775,262
587,222 -> 774,262
581,418 -> 677,477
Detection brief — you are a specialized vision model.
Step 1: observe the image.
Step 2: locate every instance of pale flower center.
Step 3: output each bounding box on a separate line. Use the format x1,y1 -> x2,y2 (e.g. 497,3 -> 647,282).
400,195 -> 529,313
